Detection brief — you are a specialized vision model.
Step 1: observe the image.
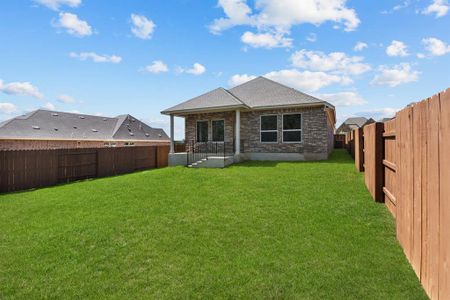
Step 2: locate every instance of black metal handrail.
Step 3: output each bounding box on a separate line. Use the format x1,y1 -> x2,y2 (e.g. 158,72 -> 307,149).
186,140 -> 241,166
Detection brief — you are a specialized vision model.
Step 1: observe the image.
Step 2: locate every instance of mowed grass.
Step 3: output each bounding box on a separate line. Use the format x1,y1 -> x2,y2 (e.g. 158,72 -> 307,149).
0,150 -> 426,299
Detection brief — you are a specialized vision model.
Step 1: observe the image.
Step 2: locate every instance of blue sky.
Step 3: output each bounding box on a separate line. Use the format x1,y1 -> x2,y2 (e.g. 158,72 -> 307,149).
1,0 -> 449,139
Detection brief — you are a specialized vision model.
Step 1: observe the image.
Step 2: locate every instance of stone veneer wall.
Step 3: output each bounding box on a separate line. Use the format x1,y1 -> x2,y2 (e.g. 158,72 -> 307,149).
184,106 -> 331,155
240,107 -> 329,154
185,112 -> 235,143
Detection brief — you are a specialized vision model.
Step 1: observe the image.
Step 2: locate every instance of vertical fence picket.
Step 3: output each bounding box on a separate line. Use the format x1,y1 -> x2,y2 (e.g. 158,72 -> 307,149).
439,89 -> 450,299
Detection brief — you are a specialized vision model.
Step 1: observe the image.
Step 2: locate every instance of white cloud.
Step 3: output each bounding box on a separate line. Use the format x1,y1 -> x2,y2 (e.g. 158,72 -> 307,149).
422,0 -> 449,17
290,50 -> 371,75
209,0 -> 359,49
0,102 -> 17,114
318,92 -> 367,106
210,0 -> 360,33
179,63 -> 206,75
0,80 -> 44,99
381,1 -> 412,14
354,42 -> 368,51
130,14 -> 155,40
209,0 -> 253,34
371,63 -> 419,87
34,0 -> 81,10
357,107 -> 400,120
57,94 -> 77,104
306,33 -> 317,42
228,74 -> 257,86
241,31 -> 292,48
422,37 -> 450,56
43,102 -> 56,110
264,69 -> 352,92
144,60 -> 169,74
69,52 -> 122,63
386,40 -> 409,57
55,12 -> 92,37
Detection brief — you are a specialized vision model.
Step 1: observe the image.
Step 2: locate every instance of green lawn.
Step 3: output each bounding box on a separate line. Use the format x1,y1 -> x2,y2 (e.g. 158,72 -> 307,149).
0,150 -> 426,299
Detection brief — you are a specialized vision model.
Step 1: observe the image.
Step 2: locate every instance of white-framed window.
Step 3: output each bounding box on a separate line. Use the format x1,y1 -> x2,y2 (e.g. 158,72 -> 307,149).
212,119 -> 225,142
196,120 -> 208,142
260,115 -> 278,143
282,113 -> 302,143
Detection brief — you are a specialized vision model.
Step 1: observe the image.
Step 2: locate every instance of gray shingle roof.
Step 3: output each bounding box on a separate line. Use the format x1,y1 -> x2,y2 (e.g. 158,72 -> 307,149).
0,110 -> 169,141
162,76 -> 333,115
229,77 -> 326,108
342,117 -> 369,127
161,88 -> 246,114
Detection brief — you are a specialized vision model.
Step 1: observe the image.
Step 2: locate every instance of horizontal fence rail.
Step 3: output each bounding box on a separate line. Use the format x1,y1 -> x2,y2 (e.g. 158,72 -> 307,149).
0,145 -> 169,193
345,88 -> 449,300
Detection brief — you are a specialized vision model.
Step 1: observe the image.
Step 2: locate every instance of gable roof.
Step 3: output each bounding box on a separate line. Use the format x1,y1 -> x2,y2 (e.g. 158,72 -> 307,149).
162,76 -> 334,115
341,117 -> 369,127
0,109 -> 169,141
162,88 -> 247,114
229,77 -> 327,108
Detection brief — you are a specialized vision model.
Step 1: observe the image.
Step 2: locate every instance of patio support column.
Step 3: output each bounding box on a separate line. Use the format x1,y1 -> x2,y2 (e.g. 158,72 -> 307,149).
169,114 -> 175,154
235,110 -> 240,155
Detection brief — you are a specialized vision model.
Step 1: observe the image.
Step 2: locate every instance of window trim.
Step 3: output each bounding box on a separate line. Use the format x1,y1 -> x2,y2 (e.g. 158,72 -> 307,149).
196,120 -> 209,142
282,113 -> 303,143
260,114 -> 278,144
211,119 -> 225,142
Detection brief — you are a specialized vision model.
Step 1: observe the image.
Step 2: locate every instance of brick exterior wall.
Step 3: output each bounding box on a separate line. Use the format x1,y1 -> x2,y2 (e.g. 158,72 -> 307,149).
0,139 -> 169,150
184,106 -> 332,155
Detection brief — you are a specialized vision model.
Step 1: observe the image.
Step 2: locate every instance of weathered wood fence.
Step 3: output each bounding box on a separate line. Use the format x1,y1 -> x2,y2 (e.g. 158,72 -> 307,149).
0,145 -> 169,193
344,88 -> 449,299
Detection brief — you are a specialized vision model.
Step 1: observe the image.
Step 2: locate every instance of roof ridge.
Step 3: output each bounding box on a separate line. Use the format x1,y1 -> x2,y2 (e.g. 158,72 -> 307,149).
221,87 -> 249,107
0,109 -> 40,128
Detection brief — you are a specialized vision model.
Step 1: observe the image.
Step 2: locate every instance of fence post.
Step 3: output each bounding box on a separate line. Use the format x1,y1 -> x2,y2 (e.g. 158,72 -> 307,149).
374,122 -> 384,202
354,128 -> 364,172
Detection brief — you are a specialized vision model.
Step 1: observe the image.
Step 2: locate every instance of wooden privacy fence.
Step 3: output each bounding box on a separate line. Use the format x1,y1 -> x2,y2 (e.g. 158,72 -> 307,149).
0,145 -> 169,193
348,88 -> 450,300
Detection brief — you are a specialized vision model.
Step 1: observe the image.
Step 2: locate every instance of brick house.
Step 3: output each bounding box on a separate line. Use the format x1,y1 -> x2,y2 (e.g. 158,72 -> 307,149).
0,110 -> 169,150
162,77 -> 336,167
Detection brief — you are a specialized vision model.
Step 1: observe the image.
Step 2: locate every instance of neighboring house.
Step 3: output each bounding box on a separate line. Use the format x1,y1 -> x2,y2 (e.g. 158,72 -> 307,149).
336,117 -> 375,134
379,117 -> 394,123
162,76 -> 336,167
0,110 -> 169,150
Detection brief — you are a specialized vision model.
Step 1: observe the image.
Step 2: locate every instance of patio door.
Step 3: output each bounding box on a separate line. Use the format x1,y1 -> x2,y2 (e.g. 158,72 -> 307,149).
196,121 -> 208,142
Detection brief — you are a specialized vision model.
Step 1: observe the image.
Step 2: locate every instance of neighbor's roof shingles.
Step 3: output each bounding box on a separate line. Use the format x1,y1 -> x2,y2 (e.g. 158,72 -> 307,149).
162,76 -> 334,115
0,110 -> 169,141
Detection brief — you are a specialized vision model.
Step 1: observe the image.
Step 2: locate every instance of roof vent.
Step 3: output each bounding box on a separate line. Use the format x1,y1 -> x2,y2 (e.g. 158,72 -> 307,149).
79,116 -> 85,119
32,125 -> 40,130
145,133 -> 150,137
52,113 -> 59,116
158,134 -> 162,137
129,132 -> 134,136
54,128 -> 58,131
73,126 -> 78,129
103,118 -> 107,121
92,129 -> 98,132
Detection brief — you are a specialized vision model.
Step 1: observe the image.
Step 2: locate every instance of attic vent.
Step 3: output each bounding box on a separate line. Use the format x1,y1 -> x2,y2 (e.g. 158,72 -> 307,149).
79,116 -> 85,119
52,113 -> 59,116
129,132 -> 134,136
92,129 -> 98,132
32,125 -> 40,130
